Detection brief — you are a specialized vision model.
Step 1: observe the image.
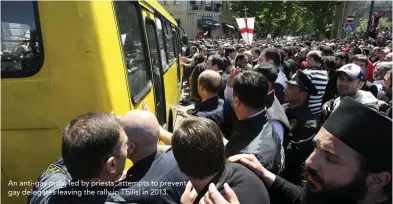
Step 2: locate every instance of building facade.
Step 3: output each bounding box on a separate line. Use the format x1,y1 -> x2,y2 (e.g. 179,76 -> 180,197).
160,1 -> 238,39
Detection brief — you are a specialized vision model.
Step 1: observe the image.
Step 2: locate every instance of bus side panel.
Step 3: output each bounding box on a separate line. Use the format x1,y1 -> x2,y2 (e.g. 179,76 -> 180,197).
39,1 -> 132,126
1,80 -> 55,129
1,129 -> 62,204
163,63 -> 181,125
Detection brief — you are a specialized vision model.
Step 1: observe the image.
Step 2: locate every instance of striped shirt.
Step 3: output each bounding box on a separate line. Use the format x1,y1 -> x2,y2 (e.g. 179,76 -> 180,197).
303,66 -> 329,115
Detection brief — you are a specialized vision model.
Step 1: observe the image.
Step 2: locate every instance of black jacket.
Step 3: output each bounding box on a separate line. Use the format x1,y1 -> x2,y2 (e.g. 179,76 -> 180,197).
193,162 -> 270,204
48,185 -> 125,204
225,110 -> 284,174
28,158 -> 72,204
117,150 -> 188,204
218,71 -> 229,100
193,96 -> 224,130
268,176 -> 392,204
282,104 -> 317,185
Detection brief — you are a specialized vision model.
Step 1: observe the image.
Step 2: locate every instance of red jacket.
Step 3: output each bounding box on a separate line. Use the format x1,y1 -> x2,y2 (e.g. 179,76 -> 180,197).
366,60 -> 374,82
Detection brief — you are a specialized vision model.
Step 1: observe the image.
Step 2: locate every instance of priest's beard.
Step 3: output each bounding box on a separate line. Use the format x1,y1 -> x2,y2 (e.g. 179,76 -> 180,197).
303,167 -> 369,204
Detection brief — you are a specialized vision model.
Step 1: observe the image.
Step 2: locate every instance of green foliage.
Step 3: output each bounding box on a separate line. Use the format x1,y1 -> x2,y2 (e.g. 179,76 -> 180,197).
356,17 -> 392,34
229,0 -> 335,38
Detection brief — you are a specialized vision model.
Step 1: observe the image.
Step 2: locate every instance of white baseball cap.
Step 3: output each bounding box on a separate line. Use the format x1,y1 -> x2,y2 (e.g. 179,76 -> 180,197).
336,63 -> 365,81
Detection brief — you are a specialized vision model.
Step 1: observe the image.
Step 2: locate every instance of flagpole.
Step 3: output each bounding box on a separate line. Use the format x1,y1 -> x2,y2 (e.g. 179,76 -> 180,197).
243,6 -> 249,44
244,6 -> 247,18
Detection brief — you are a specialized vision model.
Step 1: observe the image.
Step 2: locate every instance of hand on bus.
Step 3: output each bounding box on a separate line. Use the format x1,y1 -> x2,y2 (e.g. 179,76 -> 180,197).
204,183 -> 239,204
110,111 -> 122,119
227,67 -> 242,88
181,181 -> 198,204
172,107 -> 190,118
142,102 -> 151,112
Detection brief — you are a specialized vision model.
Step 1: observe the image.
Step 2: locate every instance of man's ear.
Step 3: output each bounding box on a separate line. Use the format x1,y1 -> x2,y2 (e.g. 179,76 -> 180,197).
366,172 -> 391,193
127,140 -> 136,158
300,91 -> 309,100
359,80 -> 366,89
105,157 -> 117,175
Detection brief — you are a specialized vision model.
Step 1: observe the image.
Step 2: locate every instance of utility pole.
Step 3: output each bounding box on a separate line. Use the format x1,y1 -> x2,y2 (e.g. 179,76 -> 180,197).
243,6 -> 248,18
366,0 -> 375,38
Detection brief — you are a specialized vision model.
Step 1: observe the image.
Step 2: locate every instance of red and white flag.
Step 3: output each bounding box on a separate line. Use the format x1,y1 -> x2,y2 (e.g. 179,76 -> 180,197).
236,17 -> 255,45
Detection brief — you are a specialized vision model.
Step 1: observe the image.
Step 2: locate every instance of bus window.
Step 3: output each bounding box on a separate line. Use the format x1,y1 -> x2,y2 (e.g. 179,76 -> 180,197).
155,18 -> 169,72
145,18 -> 166,125
1,1 -> 43,78
114,1 -> 152,104
172,28 -> 181,84
164,22 -> 175,64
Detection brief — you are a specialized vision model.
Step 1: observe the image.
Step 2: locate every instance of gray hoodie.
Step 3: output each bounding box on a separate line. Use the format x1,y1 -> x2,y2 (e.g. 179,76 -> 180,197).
332,90 -> 379,112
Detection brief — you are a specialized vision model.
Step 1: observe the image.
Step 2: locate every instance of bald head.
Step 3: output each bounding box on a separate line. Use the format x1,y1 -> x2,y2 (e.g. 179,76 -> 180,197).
198,70 -> 222,94
120,110 -> 160,158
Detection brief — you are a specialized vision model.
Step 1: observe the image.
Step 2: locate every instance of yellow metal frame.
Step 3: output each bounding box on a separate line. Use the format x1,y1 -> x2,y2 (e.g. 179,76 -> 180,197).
1,1 -> 183,203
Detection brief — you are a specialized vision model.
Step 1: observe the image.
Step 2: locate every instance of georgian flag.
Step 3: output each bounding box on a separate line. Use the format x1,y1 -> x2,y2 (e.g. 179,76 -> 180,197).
236,17 -> 255,45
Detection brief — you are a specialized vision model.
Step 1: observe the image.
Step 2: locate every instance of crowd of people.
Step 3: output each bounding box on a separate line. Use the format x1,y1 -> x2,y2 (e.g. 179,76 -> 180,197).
27,34 -> 392,204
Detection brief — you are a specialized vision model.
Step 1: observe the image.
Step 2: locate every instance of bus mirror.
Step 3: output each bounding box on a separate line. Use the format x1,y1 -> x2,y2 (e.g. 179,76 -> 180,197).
181,34 -> 188,45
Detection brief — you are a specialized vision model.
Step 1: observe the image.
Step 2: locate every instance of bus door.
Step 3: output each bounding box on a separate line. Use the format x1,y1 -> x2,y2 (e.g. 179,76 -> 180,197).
142,9 -> 166,126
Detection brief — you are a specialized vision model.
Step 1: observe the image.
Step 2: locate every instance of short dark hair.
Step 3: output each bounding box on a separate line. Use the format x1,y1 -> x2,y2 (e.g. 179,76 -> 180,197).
324,56 -> 336,70
323,46 -> 335,56
233,71 -> 269,110
224,47 -> 236,57
235,53 -> 247,63
62,112 -> 122,180
172,117 -> 225,179
318,45 -> 325,52
351,54 -> 369,66
362,48 -> 371,56
351,47 -> 362,55
198,71 -> 222,93
238,48 -> 246,53
253,47 -> 261,56
335,52 -> 350,64
307,51 -> 322,64
282,46 -> 293,58
210,54 -> 224,71
262,47 -> 281,66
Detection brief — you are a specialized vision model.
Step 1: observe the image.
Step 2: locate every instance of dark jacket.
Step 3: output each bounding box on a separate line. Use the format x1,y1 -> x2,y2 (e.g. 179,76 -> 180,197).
193,162 -> 270,204
48,185 -> 125,204
28,158 -> 72,204
118,150 -> 188,204
225,110 -> 284,174
282,104 -> 317,185
193,96 -> 224,130
362,81 -> 378,98
268,176 -> 392,204
223,56 -> 233,69
218,71 -> 229,100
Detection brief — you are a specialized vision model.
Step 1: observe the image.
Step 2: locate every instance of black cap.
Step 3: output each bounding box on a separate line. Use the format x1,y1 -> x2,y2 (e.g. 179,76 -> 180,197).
323,97 -> 392,172
286,70 -> 318,95
253,62 -> 278,83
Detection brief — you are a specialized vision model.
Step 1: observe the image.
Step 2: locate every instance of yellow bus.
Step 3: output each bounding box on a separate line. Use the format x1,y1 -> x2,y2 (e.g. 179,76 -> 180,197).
1,1 -> 183,203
